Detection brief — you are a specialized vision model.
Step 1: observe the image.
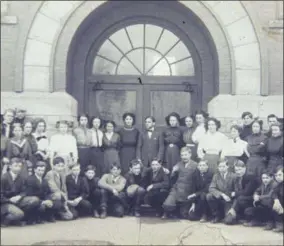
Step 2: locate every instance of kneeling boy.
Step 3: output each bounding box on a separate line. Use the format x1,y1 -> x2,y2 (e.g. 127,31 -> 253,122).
272,166 -> 283,232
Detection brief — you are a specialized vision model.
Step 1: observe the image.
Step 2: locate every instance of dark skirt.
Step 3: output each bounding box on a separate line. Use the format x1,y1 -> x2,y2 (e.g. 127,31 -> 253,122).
120,146 -> 136,175
90,147 -> 104,177
164,144 -> 181,172
104,148 -> 120,174
203,154 -> 220,173
78,147 -> 91,173
267,157 -> 283,173
246,155 -> 266,179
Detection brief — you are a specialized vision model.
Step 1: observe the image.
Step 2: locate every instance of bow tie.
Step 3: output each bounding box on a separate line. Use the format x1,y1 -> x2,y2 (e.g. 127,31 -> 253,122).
36,136 -> 47,141
147,129 -> 154,132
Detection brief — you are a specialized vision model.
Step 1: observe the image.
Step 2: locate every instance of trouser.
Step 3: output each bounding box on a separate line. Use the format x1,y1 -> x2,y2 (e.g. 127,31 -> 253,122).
90,147 -> 104,177
206,193 -> 232,219
1,204 -> 25,224
189,192 -> 211,220
127,187 -> 146,212
145,189 -> 168,214
35,199 -> 64,221
53,196 -> 73,221
68,199 -> 93,219
232,196 -> 253,218
78,147 -> 91,174
88,189 -> 105,211
273,211 -> 284,224
244,205 -> 274,223
16,196 -> 41,222
101,189 -> 128,217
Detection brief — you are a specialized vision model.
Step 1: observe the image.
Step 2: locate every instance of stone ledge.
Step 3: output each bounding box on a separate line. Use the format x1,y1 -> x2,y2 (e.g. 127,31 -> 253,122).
269,19 -> 283,29
1,15 -> 18,25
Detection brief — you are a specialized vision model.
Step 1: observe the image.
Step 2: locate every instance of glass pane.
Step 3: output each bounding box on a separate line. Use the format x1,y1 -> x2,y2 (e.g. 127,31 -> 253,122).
156,29 -> 179,55
166,41 -> 191,62
145,49 -> 162,74
148,58 -> 170,76
171,58 -> 195,76
95,91 -> 137,125
126,49 -> 144,74
151,91 -> 191,126
145,24 -> 163,48
92,56 -> 116,75
109,28 -> 132,54
117,57 -> 141,75
126,24 -> 144,48
97,39 -> 122,63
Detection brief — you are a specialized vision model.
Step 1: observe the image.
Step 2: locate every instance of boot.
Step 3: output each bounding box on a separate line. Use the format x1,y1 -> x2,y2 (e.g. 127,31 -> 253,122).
211,216 -> 222,224
93,210 -> 100,218
161,211 -> 169,220
243,220 -> 262,227
100,209 -> 107,219
273,222 -> 283,233
134,211 -> 141,218
264,221 -> 274,230
200,214 -> 208,223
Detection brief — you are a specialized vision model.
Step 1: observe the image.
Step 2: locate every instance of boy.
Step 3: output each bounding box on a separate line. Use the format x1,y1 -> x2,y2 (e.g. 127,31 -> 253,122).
44,156 -> 73,220
243,170 -> 277,230
162,147 -> 197,219
206,159 -> 236,223
272,166 -> 283,232
98,163 -> 127,218
1,158 -> 40,226
84,165 -> 104,218
144,158 -> 169,217
26,161 -> 60,223
224,160 -> 258,225
187,160 -> 214,222
66,164 -> 92,219
125,159 -> 146,217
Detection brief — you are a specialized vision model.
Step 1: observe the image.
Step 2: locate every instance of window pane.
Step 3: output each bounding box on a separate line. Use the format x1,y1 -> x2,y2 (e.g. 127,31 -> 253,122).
156,29 -> 179,55
92,56 -> 116,75
166,41 -> 191,62
145,24 -> 163,48
126,49 -> 144,74
117,57 -> 141,75
126,24 -> 144,48
171,58 -> 195,76
151,91 -> 190,126
95,91 -> 137,125
97,39 -> 122,63
109,28 -> 132,54
148,58 -> 170,76
144,49 -> 162,74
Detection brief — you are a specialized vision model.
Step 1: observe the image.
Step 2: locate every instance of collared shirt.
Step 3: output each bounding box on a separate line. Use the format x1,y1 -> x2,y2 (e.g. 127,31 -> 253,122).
33,132 -> 49,152
4,123 -> 10,138
35,174 -> 42,184
72,175 -> 79,184
221,137 -> 248,158
73,126 -> 92,147
192,124 -> 206,144
147,127 -> 154,138
10,171 -> 17,181
90,128 -> 103,147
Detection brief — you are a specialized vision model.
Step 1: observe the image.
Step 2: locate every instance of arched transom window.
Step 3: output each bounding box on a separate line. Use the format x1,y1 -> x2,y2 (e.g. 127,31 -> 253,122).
92,24 -> 195,76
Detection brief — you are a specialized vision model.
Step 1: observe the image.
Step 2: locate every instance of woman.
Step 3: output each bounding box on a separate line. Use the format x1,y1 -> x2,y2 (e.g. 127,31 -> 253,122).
163,112 -> 183,172
102,120 -> 121,174
246,119 -> 267,180
191,110 -> 208,149
182,115 -> 197,161
240,111 -> 254,141
118,113 -> 140,175
265,122 -> 283,173
23,120 -> 38,155
90,116 -> 104,177
49,120 -> 78,170
198,117 -> 227,172
221,125 -> 248,172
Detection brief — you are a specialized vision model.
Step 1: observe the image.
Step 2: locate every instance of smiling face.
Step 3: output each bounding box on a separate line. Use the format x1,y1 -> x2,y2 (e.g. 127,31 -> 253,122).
180,150 -> 191,163
151,160 -> 161,172
110,166 -> 121,177
268,117 -> 278,127
195,114 -> 205,125
208,120 -> 217,133
230,127 -> 240,139
106,122 -> 114,133
35,166 -> 46,178
124,115 -> 134,127
131,164 -> 141,176
3,111 -> 14,124
36,122 -> 45,133
271,125 -> 281,137
53,162 -> 66,173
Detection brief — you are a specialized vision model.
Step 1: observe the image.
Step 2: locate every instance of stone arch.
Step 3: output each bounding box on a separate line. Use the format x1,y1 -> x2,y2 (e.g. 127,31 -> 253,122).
22,1 -> 263,97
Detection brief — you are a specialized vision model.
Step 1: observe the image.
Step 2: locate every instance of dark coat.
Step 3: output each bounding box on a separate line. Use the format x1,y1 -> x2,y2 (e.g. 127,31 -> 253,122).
84,177 -> 100,198
125,172 -> 146,188
192,169 -> 214,197
26,174 -> 50,200
240,123 -> 253,141
137,128 -> 164,166
143,167 -> 169,191
66,174 -> 89,200
233,173 -> 258,197
254,181 -> 278,207
209,171 -> 236,198
272,181 -> 283,207
1,122 -> 13,138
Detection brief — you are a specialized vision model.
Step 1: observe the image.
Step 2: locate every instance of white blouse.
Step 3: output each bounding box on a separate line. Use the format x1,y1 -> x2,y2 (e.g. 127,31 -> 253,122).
198,131 -> 228,158
192,124 -> 206,144
32,132 -> 49,152
49,134 -> 78,161
90,128 -> 103,147
221,137 -> 248,158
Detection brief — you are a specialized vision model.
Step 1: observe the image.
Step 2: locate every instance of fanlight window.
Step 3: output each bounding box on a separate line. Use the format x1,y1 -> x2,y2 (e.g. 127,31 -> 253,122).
92,24 -> 195,76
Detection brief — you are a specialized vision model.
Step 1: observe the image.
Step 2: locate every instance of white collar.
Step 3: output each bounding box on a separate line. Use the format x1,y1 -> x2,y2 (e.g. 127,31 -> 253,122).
10,171 -> 18,180
35,174 -> 42,181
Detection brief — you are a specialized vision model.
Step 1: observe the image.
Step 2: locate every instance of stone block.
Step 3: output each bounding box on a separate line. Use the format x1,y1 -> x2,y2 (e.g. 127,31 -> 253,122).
1,15 -> 18,25
234,43 -> 261,70
1,1 -> 8,14
24,39 -> 52,66
235,69 -> 261,95
28,13 -> 59,44
226,16 -> 257,47
212,1 -> 247,26
23,66 -> 50,91
202,1 -> 221,8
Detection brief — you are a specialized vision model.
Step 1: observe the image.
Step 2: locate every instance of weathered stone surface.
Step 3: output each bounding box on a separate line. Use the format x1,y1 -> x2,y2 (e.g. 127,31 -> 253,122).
24,66 -> 50,91
235,69 -> 261,95
234,43 -> 261,70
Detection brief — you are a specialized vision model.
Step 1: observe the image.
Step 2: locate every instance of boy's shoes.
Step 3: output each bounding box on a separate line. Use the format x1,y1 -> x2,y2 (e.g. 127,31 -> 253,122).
36,219 -> 45,224
273,223 -> 283,233
211,217 -> 222,224
100,210 -> 107,219
46,216 -> 56,223
134,211 -> 141,218
200,215 -> 208,223
161,212 -> 169,220
264,222 -> 274,231
243,220 -> 262,227
93,210 -> 100,218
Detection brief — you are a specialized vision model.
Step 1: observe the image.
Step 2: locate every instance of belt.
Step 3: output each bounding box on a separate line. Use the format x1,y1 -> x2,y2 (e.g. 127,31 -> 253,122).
204,151 -> 220,155
186,144 -> 195,147
78,146 -> 90,149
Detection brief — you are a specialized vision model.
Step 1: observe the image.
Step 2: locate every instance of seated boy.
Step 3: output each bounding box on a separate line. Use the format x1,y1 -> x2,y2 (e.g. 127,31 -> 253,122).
84,165 -> 105,218
162,147 -> 197,219
44,156 -> 73,221
143,158 -> 169,217
125,159 -> 146,217
26,161 -> 61,223
1,157 -> 40,226
66,163 -> 92,219
243,170 -> 277,230
271,166 -> 283,232
98,163 -> 127,218
224,160 -> 258,225
206,159 -> 236,223
187,160 -> 214,222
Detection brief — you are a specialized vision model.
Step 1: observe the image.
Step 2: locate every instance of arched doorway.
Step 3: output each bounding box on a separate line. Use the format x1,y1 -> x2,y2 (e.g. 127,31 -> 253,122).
67,1 -> 219,129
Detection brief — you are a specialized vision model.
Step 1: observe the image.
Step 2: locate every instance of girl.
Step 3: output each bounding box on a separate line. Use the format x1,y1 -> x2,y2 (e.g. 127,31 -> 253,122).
118,113 -> 140,175
23,120 -> 38,155
102,121 -> 121,175
198,117 -> 227,172
182,115 -> 198,161
191,110 -> 208,148
163,112 -> 183,172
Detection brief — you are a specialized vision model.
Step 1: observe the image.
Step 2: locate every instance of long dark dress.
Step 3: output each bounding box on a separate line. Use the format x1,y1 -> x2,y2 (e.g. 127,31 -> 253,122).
182,126 -> 197,161
266,135 -> 283,173
102,133 -> 121,174
118,128 -> 140,175
240,123 -> 253,141
163,127 -> 183,172
246,133 -> 267,180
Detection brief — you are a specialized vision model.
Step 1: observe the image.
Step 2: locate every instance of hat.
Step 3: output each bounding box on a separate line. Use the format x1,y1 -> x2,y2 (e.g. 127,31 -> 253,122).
126,184 -> 139,197
165,112 -> 181,126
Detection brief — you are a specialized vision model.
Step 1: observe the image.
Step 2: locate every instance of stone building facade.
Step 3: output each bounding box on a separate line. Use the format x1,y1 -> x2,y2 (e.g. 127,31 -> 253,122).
1,1 -> 283,133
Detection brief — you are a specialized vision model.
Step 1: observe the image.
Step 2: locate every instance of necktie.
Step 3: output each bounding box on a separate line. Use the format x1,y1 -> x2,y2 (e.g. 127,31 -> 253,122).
95,129 -> 100,147
59,175 -> 63,190
5,124 -> 10,138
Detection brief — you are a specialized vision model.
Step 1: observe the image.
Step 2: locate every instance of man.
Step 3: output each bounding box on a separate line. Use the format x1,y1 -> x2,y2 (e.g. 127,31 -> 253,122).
137,116 -> 164,167
44,156 -> 73,221
1,109 -> 15,138
14,108 -> 27,125
240,112 -> 254,141
265,114 -> 279,137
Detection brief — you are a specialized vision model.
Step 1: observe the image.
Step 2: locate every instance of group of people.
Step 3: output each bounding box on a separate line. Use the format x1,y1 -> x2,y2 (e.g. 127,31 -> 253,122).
0,108 -> 283,233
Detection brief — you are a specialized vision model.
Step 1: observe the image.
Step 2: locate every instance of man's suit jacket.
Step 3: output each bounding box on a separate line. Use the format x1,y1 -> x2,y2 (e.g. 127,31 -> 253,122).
1,123 -> 13,138
66,174 -> 89,200
209,171 -> 236,198
143,167 -> 169,191
26,175 -> 50,200
44,170 -> 67,201
233,173 -> 258,197
137,128 -> 164,166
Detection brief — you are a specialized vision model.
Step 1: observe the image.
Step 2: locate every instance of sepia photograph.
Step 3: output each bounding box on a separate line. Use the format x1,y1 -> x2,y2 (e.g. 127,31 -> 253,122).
1,0 -> 283,245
